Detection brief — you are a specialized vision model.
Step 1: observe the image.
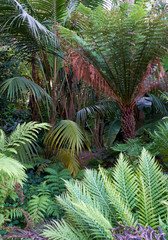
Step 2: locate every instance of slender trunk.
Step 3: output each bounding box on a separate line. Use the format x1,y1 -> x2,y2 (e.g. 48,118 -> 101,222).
121,105 -> 135,140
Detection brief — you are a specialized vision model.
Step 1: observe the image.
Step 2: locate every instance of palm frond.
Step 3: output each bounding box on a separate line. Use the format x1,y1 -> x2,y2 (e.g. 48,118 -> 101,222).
0,77 -> 52,104
57,149 -> 81,177
45,120 -> 90,155
0,0 -> 54,43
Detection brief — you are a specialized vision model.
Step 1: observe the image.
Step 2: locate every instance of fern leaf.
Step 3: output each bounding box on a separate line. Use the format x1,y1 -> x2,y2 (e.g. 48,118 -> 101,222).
43,219 -> 89,240
83,169 -> 117,225
113,153 -> 137,210
137,149 -> 167,229
0,153 -> 27,186
100,167 -> 135,227
28,195 -> 51,221
5,122 -> 50,163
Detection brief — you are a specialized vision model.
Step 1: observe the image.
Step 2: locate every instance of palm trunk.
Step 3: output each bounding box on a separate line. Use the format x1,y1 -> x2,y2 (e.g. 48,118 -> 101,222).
121,105 -> 135,140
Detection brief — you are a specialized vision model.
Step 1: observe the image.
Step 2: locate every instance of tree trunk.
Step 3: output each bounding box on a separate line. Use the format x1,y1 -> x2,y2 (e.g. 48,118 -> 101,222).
121,105 -> 135,140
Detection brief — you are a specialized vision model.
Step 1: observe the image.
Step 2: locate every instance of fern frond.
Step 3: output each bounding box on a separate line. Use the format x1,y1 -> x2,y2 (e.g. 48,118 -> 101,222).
72,201 -> 113,239
83,169 -> 117,225
28,195 -> 51,221
0,130 -> 6,150
113,153 -> 137,210
137,175 -> 154,227
0,153 -> 27,186
43,219 -> 89,240
4,122 -> 50,163
99,167 -> 135,227
137,149 -> 167,229
44,167 -> 72,195
4,208 -> 23,220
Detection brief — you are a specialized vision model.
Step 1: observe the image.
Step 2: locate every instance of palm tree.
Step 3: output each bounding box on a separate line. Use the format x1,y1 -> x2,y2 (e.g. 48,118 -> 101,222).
0,0 -> 77,123
58,2 -> 168,139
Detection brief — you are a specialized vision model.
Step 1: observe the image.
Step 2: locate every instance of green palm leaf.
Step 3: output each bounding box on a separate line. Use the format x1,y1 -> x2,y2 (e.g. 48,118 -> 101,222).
45,120 -> 90,155
0,77 -> 52,104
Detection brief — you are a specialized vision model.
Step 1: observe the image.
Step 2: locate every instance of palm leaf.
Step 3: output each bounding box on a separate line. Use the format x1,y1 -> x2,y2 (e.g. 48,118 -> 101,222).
45,120 -> 90,155
0,77 -> 52,104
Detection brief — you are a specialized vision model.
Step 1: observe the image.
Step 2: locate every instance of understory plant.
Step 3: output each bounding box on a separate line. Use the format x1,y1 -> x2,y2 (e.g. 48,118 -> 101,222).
43,149 -> 168,239
0,121 -> 49,226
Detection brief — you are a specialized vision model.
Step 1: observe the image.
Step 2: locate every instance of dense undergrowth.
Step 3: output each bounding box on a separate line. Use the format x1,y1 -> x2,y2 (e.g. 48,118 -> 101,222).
1,0 -> 168,239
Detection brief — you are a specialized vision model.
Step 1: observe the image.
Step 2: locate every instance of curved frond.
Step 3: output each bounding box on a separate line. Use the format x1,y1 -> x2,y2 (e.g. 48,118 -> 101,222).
83,169 -> 117,225
0,77 -> 52,104
0,0 -> 54,43
4,122 -> 50,163
0,153 -> 27,186
99,167 -> 135,227
57,149 -> 80,177
45,120 -> 90,155
43,219 -> 88,240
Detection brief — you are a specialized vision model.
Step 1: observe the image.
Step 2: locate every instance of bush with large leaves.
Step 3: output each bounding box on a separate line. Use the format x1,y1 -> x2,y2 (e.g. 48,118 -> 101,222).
43,149 -> 168,239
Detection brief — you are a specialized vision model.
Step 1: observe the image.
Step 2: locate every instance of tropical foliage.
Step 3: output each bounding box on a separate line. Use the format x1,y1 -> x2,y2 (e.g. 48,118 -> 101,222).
43,149 -> 168,239
1,0 -> 168,238
58,2 -> 168,139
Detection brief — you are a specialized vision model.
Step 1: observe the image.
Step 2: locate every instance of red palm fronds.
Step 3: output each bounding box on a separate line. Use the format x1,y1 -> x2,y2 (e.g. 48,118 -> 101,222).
135,57 -> 167,105
64,49 -> 115,98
